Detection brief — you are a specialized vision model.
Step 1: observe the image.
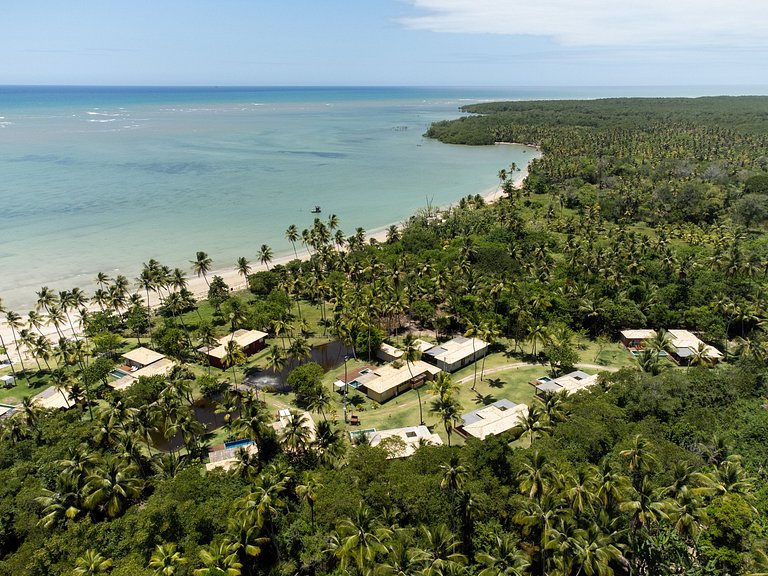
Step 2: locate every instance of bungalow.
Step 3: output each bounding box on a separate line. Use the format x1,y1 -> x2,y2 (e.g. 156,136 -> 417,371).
111,347 -> 175,391
121,346 -> 166,370
353,360 -> 442,404
198,329 -> 268,369
532,370 -> 599,398
455,399 -> 529,441
366,425 -> 443,458
667,329 -> 722,365
423,336 -> 488,373
619,329 -> 657,349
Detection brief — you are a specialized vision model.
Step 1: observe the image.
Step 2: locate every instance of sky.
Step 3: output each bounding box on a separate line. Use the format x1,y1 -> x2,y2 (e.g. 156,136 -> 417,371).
3,0 -> 768,86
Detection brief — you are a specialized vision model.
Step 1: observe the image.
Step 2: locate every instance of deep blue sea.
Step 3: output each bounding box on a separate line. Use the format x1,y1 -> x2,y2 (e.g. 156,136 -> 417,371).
1,85 -> 765,309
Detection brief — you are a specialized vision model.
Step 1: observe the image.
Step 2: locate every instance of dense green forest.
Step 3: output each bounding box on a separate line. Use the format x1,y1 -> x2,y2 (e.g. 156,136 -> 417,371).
2,97 -> 768,575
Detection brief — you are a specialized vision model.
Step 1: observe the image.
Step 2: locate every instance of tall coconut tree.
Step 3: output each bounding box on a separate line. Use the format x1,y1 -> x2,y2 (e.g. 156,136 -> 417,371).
402,333 -> 424,425
5,310 -> 28,382
257,244 -> 273,271
190,251 -> 213,287
235,257 -> 252,285
0,299 -> 19,381
285,224 -> 300,260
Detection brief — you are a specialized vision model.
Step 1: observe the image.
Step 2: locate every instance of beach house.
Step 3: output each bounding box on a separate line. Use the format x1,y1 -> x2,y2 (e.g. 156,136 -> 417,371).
422,336 -> 488,373
111,346 -> 175,390
198,329 -> 268,369
667,329 -> 723,365
619,329 -> 657,349
363,425 -> 443,458
455,399 -> 529,441
531,370 -> 599,398
347,360 -> 442,403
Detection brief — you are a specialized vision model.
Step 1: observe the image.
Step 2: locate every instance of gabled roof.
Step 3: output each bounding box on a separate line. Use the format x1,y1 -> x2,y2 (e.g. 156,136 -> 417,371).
667,329 -> 722,359
203,329 -> 269,360
362,360 -> 441,396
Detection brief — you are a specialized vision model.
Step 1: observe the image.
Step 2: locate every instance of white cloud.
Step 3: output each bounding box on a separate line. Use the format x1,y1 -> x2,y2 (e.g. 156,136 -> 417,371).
399,0 -> 768,47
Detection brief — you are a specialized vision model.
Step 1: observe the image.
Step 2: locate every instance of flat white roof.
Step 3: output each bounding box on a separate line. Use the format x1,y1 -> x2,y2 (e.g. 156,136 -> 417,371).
620,329 -> 657,340
111,358 -> 176,390
368,425 -> 443,458
121,347 -> 166,366
426,336 -> 488,366
460,402 -> 528,440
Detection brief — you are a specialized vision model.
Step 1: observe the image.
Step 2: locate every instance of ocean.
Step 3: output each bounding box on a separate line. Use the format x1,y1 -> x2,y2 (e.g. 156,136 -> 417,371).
0,85 -> 764,310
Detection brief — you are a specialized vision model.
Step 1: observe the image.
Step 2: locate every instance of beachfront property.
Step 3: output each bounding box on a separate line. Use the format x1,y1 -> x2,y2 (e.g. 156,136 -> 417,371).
111,347 -> 175,391
198,329 -> 268,369
361,425 -> 443,458
532,370 -> 599,398
619,329 -> 657,349
455,399 -> 529,441
422,336 -> 488,373
344,361 -> 442,404
667,329 -> 723,365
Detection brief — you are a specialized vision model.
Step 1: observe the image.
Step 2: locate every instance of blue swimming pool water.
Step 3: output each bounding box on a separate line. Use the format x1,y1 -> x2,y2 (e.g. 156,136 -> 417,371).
225,438 -> 254,450
110,369 -> 130,378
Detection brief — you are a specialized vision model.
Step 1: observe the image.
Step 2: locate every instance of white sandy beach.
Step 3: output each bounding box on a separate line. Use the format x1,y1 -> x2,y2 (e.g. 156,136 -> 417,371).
0,157 -> 533,368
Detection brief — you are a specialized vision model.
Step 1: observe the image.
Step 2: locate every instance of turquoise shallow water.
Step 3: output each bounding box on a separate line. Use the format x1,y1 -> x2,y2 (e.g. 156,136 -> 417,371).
0,85 -> 765,309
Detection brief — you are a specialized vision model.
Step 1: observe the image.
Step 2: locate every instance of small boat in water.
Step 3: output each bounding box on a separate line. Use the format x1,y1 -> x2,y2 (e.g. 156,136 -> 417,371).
311,205 -> 322,213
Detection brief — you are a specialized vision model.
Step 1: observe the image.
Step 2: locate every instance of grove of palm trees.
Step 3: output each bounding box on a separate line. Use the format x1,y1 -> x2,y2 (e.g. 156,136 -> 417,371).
1,96 -> 768,574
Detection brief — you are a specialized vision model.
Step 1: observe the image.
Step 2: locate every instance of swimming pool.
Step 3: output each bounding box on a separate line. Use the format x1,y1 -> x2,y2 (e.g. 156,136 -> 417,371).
110,369 -> 130,378
225,438 -> 254,450
348,380 -> 363,389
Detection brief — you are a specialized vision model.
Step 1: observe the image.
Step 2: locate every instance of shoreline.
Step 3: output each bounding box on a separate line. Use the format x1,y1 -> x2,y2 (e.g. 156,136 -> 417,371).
0,145 -> 538,367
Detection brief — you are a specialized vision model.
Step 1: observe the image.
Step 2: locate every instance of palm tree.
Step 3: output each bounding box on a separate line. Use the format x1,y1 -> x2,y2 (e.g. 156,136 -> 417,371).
279,411 -> 312,454
74,549 -> 113,575
235,256 -> 252,285
285,224 -> 300,260
83,455 -> 143,518
512,406 -> 551,447
190,251 -> 213,287
296,471 -> 322,529
0,299 -> 19,381
265,344 -> 285,382
439,454 -> 469,493
429,390 -> 462,447
148,543 -> 186,576
477,534 -> 530,576
193,542 -> 242,576
413,523 -> 468,575
257,244 -> 273,271
402,334 -> 424,425
222,340 -> 246,389
332,504 -> 391,574
464,320 -> 481,390
5,309 -> 28,382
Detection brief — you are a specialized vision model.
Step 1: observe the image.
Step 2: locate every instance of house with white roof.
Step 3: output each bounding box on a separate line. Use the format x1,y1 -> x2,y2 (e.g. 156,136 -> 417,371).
423,336 -> 488,373
455,399 -> 529,441
667,329 -> 722,365
365,425 -> 443,458
532,370 -> 599,398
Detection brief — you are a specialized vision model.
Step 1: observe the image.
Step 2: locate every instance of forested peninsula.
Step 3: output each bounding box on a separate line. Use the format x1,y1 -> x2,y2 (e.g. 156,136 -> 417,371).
2,97 -> 768,575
